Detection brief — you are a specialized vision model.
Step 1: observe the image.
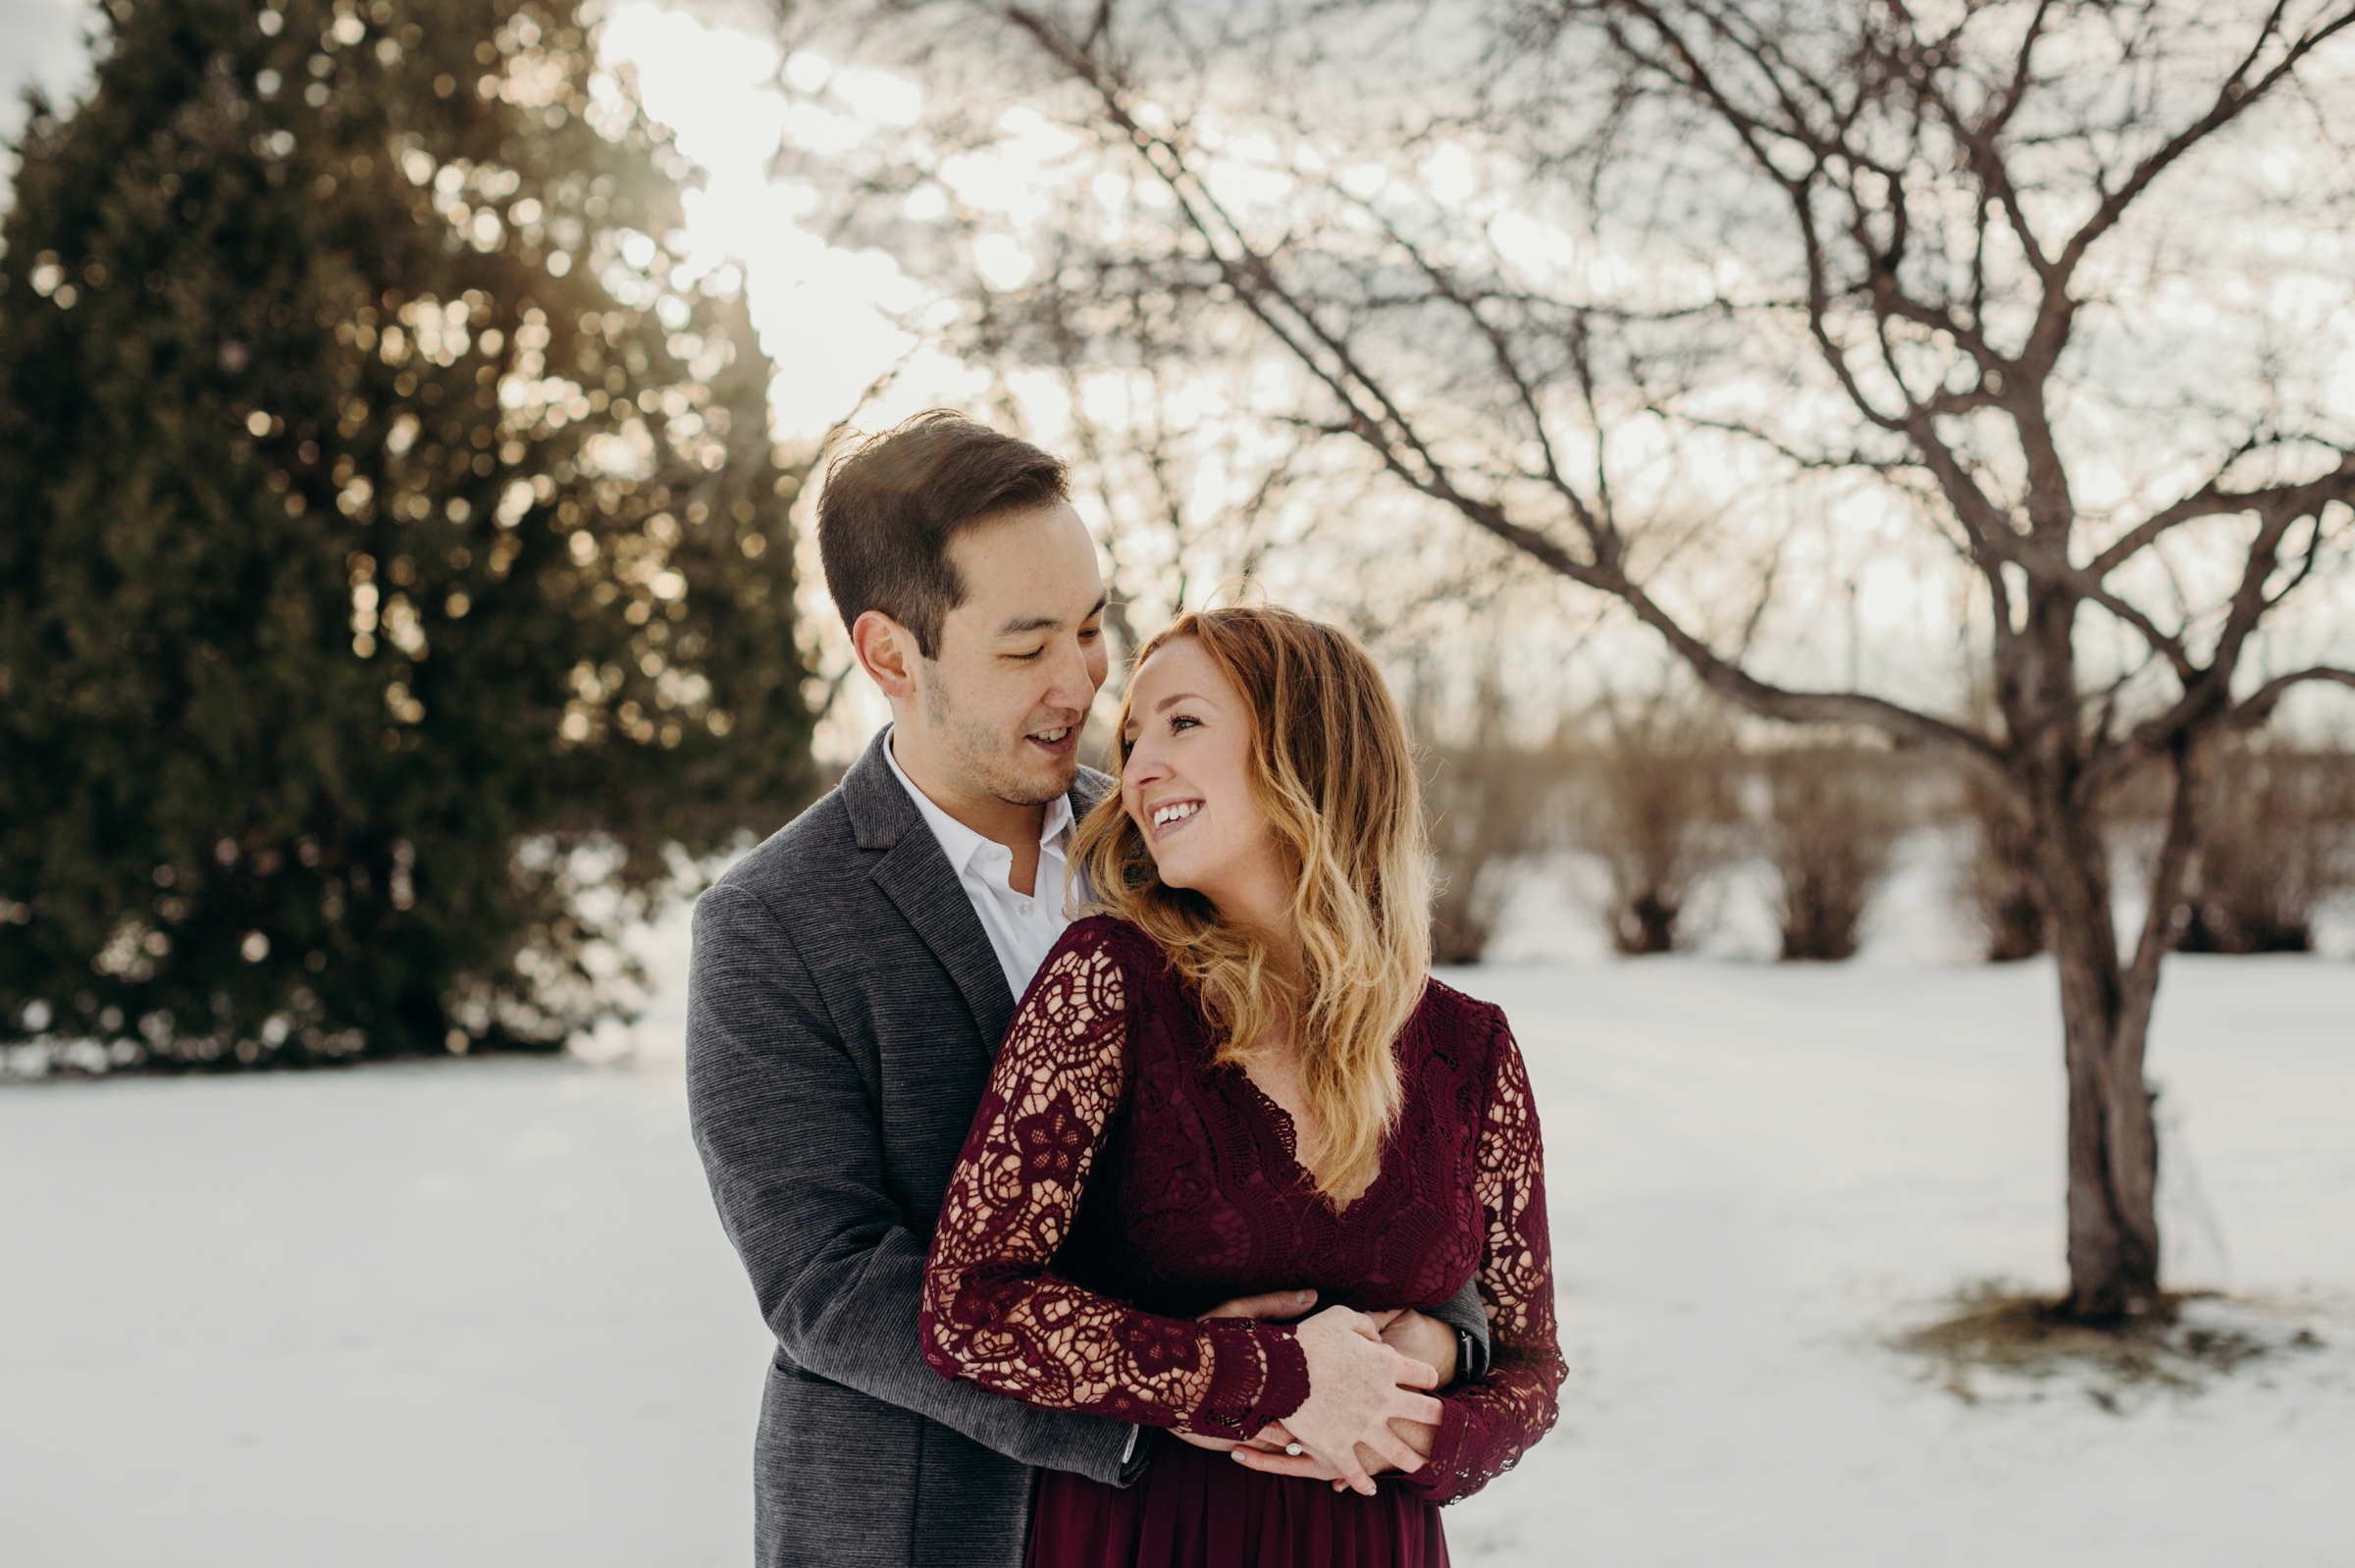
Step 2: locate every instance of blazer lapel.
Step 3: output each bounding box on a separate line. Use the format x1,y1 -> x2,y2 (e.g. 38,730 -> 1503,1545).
841,729 -> 1018,1054
871,836 -> 1019,1057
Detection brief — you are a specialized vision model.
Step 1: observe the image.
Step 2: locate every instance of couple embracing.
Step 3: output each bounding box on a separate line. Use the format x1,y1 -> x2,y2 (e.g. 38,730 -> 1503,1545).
687,413 -> 1563,1568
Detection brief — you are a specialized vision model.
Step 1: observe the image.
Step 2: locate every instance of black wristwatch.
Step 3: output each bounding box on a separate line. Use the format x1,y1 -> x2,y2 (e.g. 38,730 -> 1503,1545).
1452,1325 -> 1476,1389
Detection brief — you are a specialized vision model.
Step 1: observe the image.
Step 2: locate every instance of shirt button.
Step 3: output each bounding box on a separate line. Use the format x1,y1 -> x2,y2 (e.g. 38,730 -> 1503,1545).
1018,902 -> 1034,916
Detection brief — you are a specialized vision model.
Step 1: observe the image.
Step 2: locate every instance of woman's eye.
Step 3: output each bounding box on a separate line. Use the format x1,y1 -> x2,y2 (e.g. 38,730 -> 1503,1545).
1169,714 -> 1199,733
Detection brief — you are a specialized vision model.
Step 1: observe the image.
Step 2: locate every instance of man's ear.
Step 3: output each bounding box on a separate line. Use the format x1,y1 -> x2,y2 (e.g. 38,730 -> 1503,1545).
851,609 -> 920,703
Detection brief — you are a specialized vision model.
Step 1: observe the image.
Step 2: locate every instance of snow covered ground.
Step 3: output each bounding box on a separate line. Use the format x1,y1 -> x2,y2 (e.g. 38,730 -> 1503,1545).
5,865 -> 2352,1566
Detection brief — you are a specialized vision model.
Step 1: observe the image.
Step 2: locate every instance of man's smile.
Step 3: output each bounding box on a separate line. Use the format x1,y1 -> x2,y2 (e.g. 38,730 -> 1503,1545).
1024,724 -> 1077,757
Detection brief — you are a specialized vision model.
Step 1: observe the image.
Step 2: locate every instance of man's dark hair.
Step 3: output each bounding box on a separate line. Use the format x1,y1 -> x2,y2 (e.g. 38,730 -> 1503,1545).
815,411 -> 1070,658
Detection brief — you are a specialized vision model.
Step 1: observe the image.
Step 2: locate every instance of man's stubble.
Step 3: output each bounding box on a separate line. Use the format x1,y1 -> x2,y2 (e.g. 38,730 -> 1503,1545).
915,659 -> 1074,810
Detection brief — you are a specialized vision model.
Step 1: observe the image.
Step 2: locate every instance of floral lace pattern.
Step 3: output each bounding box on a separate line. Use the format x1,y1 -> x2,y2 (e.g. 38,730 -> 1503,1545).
919,939 -> 1310,1440
919,916 -> 1562,1499
1395,1018 -> 1563,1504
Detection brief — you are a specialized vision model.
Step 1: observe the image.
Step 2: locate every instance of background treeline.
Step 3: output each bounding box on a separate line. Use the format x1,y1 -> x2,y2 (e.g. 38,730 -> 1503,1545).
1419,700 -> 2355,967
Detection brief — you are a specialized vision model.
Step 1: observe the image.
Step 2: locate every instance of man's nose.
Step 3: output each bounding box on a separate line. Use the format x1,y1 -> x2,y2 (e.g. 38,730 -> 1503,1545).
1043,633 -> 1099,710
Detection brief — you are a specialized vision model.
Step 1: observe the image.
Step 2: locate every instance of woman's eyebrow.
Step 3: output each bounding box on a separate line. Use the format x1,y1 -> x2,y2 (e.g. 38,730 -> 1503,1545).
1152,692 -> 1205,713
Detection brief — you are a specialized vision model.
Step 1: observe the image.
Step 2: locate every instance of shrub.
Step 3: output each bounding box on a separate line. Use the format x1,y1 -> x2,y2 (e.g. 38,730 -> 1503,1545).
1423,738 -> 1549,965
1757,745 -> 1907,962
2175,744 -> 2355,954
1568,687 -> 1739,955
1962,777 -> 2047,963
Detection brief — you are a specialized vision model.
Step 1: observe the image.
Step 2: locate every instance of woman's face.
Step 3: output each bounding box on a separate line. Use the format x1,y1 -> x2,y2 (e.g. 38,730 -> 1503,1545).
1120,637 -> 1287,917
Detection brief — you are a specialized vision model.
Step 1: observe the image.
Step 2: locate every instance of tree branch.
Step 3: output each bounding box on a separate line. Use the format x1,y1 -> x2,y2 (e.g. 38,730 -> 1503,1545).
2041,3 -> 2355,340
2086,449 -> 2355,577
2227,665 -> 2355,728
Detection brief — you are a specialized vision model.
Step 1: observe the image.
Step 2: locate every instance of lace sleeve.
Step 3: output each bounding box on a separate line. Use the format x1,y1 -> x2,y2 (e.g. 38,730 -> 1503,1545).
1398,1014 -> 1564,1505
918,930 -> 1310,1440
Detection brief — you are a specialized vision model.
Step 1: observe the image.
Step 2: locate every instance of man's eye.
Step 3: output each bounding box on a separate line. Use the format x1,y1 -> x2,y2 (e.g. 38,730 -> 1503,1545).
1079,624 -> 1102,641
1008,648 -> 1044,661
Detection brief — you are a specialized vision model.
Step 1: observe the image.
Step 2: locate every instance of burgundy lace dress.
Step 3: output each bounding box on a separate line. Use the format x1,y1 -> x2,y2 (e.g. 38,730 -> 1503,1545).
920,915 -> 1563,1568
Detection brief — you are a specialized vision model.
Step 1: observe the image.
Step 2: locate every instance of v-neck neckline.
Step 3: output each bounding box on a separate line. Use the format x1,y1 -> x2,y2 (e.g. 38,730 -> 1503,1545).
1226,1063 -> 1389,1219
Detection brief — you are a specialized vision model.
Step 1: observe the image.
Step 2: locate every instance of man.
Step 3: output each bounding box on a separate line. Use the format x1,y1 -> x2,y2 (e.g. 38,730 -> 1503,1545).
686,412 -> 1488,1568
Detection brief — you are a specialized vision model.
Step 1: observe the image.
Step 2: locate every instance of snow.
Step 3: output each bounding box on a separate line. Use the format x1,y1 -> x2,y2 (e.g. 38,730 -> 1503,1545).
0,1058 -> 766,1567
4,875 -> 2352,1565
1439,956 -> 2355,1568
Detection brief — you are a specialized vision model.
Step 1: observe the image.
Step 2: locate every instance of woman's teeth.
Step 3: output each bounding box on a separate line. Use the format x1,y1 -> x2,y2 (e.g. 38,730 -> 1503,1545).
1151,802 -> 1199,827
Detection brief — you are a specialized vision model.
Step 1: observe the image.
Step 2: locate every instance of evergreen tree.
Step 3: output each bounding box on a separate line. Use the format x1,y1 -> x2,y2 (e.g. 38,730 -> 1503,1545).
0,0 -> 816,1066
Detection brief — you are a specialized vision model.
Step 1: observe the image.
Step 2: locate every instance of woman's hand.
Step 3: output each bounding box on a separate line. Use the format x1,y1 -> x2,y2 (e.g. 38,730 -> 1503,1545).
1230,1310 -> 1446,1489
1262,1305 -> 1443,1494
1234,1413 -> 1437,1490
1175,1287 -> 1322,1453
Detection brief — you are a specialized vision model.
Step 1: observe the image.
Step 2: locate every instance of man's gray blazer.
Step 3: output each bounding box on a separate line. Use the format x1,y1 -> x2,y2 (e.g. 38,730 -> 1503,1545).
687,727 -> 1490,1568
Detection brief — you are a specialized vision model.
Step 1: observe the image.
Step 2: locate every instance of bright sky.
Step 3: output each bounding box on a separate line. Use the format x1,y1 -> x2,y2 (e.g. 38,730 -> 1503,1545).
0,0 -> 92,149
598,0 -> 954,442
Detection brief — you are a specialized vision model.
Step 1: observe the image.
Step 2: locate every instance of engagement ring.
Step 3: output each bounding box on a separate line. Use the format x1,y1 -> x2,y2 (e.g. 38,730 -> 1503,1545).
1284,1442 -> 1303,1456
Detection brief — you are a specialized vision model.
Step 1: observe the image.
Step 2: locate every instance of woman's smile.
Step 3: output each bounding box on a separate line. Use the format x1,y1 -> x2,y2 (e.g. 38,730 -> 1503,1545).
1147,798 -> 1203,840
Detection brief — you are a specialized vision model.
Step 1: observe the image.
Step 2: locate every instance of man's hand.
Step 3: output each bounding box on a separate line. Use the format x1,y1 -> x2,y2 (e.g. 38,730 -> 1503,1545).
1202,1288 -> 1318,1324
1173,1289 -> 1320,1454
1379,1309 -> 1457,1388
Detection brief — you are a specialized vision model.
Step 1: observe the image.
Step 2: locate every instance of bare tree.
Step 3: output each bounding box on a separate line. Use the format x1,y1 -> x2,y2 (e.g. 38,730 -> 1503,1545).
782,0 -> 2355,1317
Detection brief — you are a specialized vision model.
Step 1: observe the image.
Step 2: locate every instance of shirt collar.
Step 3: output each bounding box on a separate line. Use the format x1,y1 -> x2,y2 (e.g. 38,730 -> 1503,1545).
883,725 -> 1074,877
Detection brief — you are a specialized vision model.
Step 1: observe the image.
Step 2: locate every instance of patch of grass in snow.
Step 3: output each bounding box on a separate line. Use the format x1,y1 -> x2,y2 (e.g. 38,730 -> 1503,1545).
1898,1281 -> 2329,1409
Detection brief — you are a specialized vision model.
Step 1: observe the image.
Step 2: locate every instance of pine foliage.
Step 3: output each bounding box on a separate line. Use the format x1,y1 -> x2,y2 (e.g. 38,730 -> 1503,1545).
0,0 -> 815,1066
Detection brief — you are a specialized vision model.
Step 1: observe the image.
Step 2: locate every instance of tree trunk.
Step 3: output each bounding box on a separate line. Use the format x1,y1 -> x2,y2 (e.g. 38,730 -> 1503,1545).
2038,815 -> 2163,1320
2015,597 -> 2166,1320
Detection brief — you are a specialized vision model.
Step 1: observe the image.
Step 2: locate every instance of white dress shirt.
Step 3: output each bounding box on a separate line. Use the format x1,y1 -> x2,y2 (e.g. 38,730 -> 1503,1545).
883,726 -> 1081,1004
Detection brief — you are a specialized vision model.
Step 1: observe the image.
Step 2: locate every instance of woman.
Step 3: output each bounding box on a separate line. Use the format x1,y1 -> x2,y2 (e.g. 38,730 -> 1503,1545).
919,604 -> 1561,1566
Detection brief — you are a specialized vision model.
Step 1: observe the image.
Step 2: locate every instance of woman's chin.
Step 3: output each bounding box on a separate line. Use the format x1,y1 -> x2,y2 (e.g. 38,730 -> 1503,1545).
1148,856 -> 1209,896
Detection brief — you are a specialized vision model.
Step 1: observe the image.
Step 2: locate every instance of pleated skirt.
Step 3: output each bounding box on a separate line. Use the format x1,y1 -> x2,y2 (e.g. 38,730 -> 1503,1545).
1028,1433 -> 1449,1568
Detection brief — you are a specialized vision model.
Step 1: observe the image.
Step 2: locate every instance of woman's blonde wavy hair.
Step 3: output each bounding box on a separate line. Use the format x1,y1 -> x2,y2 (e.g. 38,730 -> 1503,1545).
1073,604 -> 1431,1203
